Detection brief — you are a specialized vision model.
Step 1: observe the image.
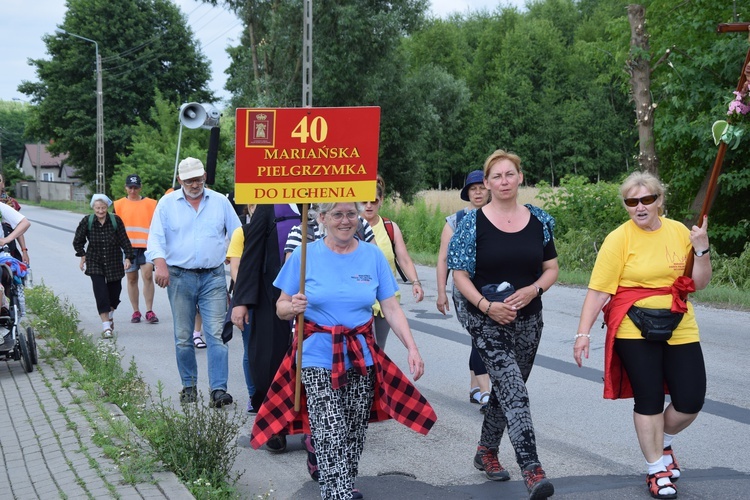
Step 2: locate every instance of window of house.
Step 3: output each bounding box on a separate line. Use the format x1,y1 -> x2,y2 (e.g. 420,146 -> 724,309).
43,173 -> 54,181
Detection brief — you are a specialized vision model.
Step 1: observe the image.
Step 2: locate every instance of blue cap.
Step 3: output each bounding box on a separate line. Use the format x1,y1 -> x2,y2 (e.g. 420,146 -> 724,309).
460,170 -> 485,201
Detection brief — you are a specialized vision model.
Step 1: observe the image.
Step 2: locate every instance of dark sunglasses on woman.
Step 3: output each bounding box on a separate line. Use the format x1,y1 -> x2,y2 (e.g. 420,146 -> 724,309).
623,194 -> 659,207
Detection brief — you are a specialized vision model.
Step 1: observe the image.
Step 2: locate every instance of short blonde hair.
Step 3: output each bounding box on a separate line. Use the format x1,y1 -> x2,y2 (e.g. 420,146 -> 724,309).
620,171 -> 666,215
483,149 -> 522,178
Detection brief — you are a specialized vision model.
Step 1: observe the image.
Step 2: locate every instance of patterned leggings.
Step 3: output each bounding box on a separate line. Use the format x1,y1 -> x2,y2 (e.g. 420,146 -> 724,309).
302,366 -> 375,500
466,310 -> 544,470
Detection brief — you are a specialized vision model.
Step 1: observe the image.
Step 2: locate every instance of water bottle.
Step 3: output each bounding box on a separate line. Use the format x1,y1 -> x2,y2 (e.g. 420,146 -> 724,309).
26,267 -> 33,288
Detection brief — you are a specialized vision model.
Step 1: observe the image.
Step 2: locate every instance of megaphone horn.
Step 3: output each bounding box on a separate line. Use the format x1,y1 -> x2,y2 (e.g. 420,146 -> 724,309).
179,102 -> 207,129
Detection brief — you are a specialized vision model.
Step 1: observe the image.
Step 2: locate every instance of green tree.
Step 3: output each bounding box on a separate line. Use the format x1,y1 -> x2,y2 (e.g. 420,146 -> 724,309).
647,0 -> 749,254
223,0 -> 305,108
0,100 -> 32,181
19,0 -> 213,194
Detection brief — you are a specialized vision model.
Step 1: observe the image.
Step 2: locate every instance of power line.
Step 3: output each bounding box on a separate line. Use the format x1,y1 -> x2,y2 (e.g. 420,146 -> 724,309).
203,20 -> 243,49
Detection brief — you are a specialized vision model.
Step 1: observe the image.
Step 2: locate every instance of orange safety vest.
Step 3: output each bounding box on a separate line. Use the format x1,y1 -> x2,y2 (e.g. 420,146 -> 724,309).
113,197 -> 157,248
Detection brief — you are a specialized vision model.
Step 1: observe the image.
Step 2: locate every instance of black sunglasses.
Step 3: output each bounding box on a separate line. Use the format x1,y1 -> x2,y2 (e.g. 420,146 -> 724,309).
623,194 -> 659,207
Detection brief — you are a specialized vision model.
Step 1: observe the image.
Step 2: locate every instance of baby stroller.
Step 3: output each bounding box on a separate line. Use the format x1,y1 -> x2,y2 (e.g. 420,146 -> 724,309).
0,245 -> 36,373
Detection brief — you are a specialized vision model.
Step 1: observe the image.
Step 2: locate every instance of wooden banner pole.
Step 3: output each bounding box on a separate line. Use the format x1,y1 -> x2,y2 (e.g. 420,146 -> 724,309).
294,203 -> 308,412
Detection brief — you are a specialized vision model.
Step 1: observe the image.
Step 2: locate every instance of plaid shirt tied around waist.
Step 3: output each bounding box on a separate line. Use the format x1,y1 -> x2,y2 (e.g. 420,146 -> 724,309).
309,317 -> 373,390
250,317 -> 437,449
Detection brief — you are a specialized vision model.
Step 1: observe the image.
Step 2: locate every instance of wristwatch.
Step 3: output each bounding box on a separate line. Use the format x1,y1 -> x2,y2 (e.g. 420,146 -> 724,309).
535,285 -> 544,297
693,248 -> 710,257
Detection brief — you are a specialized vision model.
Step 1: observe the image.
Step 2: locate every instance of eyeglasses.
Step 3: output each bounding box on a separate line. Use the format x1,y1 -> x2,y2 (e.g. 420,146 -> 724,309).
365,198 -> 380,205
623,194 -> 659,207
329,211 -> 359,222
183,179 -> 205,187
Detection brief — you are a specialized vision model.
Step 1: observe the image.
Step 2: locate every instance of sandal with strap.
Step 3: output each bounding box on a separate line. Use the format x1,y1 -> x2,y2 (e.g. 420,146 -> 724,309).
469,388 -> 481,404
663,446 -> 680,481
101,329 -> 113,339
479,391 -> 490,413
193,335 -> 207,349
646,471 -> 677,499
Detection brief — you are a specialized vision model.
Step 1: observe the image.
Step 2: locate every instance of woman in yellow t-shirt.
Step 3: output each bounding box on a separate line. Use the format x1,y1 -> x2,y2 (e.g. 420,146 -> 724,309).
360,175 -> 423,348
574,171 -> 712,500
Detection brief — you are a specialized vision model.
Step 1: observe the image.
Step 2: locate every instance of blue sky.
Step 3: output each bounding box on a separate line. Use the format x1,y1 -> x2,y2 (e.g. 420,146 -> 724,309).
0,0 -> 526,105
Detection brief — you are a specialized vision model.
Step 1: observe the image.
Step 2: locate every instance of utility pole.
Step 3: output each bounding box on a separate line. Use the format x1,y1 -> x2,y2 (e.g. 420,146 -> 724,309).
95,49 -> 104,195
56,29 -> 105,194
36,142 -> 42,203
302,0 -> 313,108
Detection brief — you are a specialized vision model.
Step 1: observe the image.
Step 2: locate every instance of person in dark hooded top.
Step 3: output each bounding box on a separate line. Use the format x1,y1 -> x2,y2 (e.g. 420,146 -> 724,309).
231,203 -> 301,452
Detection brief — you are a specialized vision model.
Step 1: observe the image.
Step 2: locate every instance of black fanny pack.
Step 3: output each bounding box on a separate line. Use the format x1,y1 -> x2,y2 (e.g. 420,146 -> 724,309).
626,306 -> 684,342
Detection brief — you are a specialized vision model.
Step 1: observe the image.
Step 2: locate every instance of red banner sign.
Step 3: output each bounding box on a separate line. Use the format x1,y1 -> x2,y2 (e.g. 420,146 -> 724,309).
235,107 -> 381,203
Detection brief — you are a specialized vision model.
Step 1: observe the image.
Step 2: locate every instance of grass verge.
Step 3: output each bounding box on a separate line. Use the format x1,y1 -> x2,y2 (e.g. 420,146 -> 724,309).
25,284 -> 250,499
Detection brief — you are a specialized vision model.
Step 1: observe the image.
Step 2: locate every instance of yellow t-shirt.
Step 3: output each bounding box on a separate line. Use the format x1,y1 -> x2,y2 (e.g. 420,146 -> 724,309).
588,217 -> 699,344
370,216 -> 401,316
226,226 -> 244,259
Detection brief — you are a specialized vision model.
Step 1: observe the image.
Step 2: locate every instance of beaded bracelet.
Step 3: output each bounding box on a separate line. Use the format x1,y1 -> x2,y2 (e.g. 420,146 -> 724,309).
575,333 -> 591,339
412,280 -> 421,286
485,301 -> 493,315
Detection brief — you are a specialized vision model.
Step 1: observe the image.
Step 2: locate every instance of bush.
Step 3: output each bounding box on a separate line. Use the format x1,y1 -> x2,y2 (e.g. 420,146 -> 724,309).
537,175 -> 628,247
554,227 -> 601,273
140,384 -> 244,494
712,242 -> 750,290
380,196 -> 446,255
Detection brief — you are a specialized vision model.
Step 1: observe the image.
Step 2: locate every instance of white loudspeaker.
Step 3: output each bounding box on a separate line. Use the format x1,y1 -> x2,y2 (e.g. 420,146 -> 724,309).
179,102 -> 206,129
179,102 -> 221,130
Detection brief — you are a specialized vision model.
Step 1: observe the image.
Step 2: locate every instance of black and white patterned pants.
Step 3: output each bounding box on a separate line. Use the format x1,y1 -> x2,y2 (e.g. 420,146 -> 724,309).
466,310 -> 544,470
302,366 -> 375,500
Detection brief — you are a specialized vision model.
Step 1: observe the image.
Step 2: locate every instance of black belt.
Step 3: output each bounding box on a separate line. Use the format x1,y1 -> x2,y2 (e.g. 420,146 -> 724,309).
172,265 -> 220,274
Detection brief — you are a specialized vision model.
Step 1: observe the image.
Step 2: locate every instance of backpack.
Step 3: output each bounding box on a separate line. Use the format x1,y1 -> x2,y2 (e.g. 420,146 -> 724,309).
382,217 -> 408,283
272,204 -> 302,263
88,213 -> 117,232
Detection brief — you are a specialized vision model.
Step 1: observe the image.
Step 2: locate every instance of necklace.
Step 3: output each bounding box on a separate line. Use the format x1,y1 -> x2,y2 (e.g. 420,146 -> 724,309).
489,204 -> 516,223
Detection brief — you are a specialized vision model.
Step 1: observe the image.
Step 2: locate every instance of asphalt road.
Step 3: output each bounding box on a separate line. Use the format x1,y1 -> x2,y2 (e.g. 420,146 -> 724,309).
24,204 -> 750,499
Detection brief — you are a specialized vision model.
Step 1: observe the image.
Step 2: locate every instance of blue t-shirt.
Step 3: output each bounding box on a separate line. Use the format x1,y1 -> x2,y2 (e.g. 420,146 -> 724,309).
273,238 -> 399,369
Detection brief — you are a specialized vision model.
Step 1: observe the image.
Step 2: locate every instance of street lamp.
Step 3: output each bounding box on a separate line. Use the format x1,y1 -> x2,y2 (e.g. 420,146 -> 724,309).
56,28 -> 105,195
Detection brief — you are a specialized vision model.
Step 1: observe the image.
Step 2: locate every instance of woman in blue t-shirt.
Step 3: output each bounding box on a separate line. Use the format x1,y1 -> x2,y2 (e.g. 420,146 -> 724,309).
249,201 -> 436,500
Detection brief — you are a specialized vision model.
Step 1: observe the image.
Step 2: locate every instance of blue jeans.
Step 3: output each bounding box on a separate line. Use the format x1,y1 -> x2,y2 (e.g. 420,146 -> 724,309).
167,265 -> 229,391
242,312 -> 255,398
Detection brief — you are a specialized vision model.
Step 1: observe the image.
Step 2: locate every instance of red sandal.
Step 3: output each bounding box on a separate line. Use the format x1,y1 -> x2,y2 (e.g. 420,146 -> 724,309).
663,446 -> 681,481
646,471 -> 677,499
